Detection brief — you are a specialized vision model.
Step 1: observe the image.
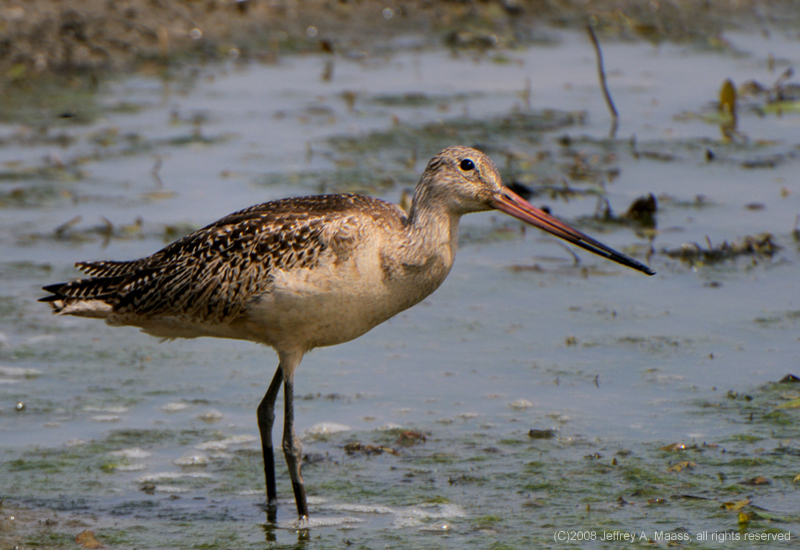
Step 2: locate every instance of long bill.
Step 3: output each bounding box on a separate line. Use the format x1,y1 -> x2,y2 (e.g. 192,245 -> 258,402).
491,187 -> 655,276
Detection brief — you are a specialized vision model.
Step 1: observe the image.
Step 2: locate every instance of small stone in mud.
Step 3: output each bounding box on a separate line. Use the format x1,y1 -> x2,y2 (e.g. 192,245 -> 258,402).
528,428 -> 556,439
625,193 -> 657,224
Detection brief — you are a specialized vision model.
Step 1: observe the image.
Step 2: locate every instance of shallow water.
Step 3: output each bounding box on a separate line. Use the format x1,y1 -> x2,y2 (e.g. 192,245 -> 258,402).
1,29 -> 799,548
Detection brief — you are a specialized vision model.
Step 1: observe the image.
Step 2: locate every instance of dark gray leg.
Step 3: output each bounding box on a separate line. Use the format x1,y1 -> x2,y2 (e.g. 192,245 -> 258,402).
282,369 -> 309,519
257,366 -> 283,520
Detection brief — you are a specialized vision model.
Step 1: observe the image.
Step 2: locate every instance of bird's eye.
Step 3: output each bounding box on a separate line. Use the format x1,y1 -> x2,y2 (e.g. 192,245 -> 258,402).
460,159 -> 475,171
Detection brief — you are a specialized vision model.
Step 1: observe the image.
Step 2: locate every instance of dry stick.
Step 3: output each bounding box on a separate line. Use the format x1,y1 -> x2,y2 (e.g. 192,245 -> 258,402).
586,24 -> 619,124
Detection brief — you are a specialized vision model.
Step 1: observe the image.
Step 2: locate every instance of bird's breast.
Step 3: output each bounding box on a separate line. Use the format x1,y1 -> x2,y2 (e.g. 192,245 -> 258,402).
238,237 -> 452,352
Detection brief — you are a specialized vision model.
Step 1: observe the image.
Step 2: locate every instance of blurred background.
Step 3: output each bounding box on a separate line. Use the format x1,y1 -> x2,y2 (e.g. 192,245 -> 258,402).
1,1 -> 799,548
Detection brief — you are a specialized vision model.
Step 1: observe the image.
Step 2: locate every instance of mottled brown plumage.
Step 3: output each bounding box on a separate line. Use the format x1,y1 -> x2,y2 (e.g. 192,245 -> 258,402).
41,146 -> 653,524
46,194 -> 402,322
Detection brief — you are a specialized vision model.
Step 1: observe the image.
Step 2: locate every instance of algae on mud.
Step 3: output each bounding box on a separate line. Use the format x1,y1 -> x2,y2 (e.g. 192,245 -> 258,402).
6,376 -> 797,547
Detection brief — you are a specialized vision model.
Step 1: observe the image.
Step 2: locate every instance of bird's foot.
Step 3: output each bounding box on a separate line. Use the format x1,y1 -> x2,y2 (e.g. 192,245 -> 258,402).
265,498 -> 278,523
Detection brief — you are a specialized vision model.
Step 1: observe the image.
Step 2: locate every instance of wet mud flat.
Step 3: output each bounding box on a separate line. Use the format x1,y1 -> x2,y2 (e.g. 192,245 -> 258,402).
2,3 -> 800,549
1,378 -> 799,548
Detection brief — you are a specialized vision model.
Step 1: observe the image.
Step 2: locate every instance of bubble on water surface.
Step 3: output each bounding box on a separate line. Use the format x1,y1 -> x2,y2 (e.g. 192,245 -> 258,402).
110,447 -> 151,458
174,451 -> 209,466
196,434 -> 257,450
160,401 -> 191,413
305,422 -> 351,435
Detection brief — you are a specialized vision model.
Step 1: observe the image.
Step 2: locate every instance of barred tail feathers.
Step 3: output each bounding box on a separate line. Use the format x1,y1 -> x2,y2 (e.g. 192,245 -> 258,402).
39,278 -> 120,318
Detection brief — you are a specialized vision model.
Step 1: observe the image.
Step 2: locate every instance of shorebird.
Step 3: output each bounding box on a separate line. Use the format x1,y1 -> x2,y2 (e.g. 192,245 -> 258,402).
41,146 -> 654,521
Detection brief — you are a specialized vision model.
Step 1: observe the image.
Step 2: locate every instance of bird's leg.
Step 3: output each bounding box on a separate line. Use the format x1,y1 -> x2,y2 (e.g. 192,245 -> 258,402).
282,368 -> 309,520
257,366 -> 283,520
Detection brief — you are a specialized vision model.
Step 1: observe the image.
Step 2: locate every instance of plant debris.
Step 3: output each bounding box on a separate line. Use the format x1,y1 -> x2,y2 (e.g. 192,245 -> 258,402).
662,233 -> 779,264
343,442 -> 399,456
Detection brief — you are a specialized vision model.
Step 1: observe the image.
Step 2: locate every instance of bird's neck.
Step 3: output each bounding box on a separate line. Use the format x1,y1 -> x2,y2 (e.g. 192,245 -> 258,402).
404,198 -> 461,272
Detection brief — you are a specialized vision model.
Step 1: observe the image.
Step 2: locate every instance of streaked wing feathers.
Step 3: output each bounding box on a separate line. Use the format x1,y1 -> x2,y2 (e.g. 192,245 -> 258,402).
43,194 -> 405,324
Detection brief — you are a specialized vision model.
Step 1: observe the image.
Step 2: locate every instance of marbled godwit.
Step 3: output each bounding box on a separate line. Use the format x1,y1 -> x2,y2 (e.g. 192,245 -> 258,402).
41,146 -> 654,521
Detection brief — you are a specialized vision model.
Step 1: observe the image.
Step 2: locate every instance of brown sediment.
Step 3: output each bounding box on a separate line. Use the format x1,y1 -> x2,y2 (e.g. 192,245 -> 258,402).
1,0 -> 799,81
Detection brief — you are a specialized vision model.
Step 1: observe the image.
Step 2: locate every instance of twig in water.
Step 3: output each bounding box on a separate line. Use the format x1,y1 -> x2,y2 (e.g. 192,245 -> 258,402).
554,240 -> 581,265
586,24 -> 619,123
151,156 -> 164,189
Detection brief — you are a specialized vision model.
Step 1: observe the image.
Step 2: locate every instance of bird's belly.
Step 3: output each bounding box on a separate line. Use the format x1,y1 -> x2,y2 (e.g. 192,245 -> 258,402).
244,294 -> 388,349
241,286 -> 404,351
238,259 -> 445,352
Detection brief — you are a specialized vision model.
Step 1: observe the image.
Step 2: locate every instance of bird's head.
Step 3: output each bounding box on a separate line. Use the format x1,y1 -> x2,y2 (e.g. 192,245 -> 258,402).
414,146 -> 503,216
412,146 -> 655,276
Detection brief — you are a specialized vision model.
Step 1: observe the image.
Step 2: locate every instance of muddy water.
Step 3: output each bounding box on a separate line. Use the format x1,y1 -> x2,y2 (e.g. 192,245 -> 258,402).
1,30 -> 799,548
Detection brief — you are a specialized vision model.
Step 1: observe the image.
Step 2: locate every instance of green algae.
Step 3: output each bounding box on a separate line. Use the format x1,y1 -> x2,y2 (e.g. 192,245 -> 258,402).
370,92 -> 477,108
332,110 -> 584,159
